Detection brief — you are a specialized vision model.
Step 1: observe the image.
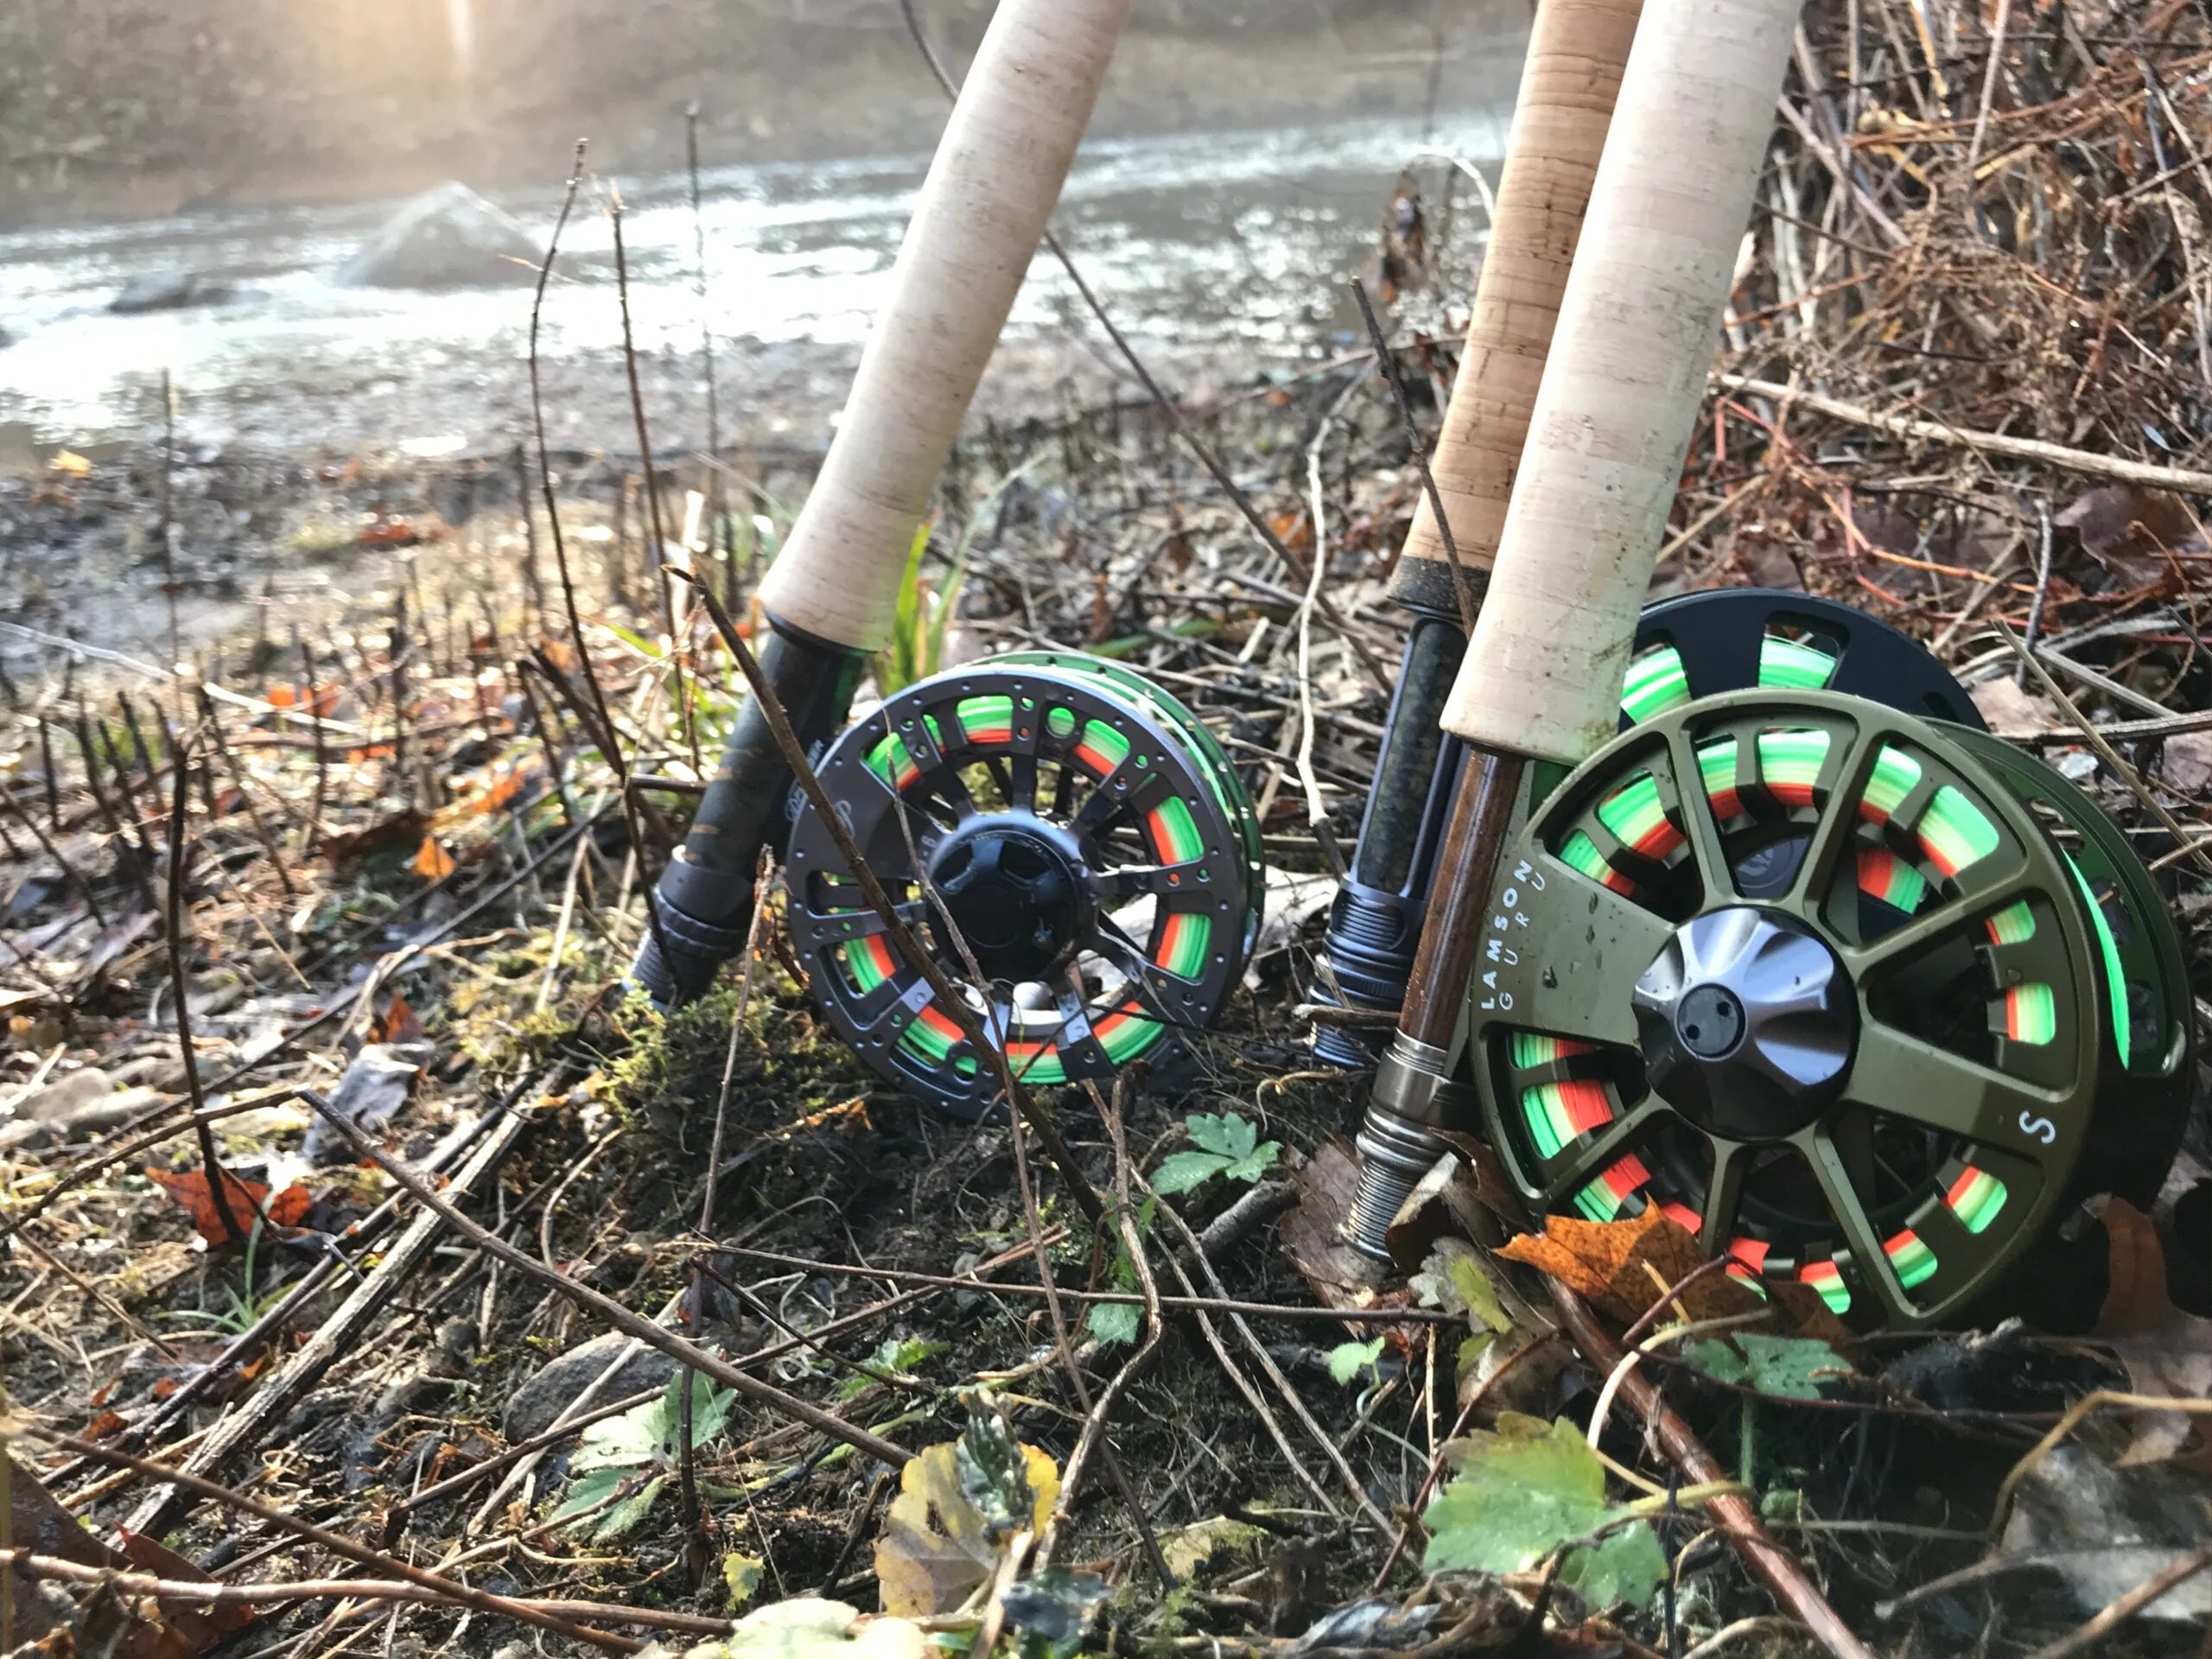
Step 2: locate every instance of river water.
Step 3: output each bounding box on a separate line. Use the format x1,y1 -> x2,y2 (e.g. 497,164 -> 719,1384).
0,112 -> 1508,456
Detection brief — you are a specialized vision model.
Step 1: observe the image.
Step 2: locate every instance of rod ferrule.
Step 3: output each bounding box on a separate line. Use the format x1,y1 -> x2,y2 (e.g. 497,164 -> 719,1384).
1345,1033 -> 1468,1259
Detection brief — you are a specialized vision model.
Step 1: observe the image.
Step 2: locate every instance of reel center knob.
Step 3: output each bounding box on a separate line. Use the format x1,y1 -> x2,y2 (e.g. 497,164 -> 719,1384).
1632,906 -> 1856,1142
928,818 -> 1092,982
1675,983 -> 1747,1058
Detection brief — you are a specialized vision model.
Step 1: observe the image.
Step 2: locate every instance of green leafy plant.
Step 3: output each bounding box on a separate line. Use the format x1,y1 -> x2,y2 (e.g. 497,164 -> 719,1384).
722,1551 -> 766,1611
163,1219 -> 282,1336
835,1335 -> 948,1402
1422,1414 -> 1668,1608
876,1408 -> 1059,1618
1326,1337 -> 1387,1387
554,1370 -> 735,1543
1151,1112 -> 1280,1197
874,459 -> 1042,696
1685,1332 -> 1843,1400
874,522 -> 961,696
1410,1238 -> 1517,1378
1084,1198 -> 1156,1348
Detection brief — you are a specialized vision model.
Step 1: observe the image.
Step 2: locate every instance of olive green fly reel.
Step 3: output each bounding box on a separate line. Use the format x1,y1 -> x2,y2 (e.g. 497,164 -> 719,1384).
1470,687 -> 2192,1329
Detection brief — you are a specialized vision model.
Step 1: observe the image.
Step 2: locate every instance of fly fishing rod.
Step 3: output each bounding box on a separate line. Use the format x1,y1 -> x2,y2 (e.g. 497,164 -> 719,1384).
1344,0 -> 2191,1331
634,0 -> 1274,1116
632,0 -> 1135,1006
1346,0 -> 1815,1249
1314,0 -> 1643,1067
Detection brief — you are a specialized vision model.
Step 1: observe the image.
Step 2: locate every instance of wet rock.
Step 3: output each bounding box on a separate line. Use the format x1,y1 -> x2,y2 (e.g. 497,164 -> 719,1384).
109,270 -> 232,313
337,182 -> 539,289
0,1068 -> 163,1150
1999,1445 -> 2212,1622
501,1332 -> 677,1444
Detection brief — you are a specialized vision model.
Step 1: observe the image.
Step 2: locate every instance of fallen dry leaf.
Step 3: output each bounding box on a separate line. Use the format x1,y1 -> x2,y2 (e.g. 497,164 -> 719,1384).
0,1449 -> 214,1656
371,990 -> 424,1046
2162,731 -> 2212,796
118,1530 -> 257,1650
874,1437 -> 1058,1618
301,1042 -> 428,1165
1497,1208 -> 1848,1342
2056,484 -> 2207,585
1279,1140 -> 1408,1315
146,1167 -> 312,1243
2094,1198 -> 2212,1467
1969,675 -> 2062,738
318,809 -> 427,865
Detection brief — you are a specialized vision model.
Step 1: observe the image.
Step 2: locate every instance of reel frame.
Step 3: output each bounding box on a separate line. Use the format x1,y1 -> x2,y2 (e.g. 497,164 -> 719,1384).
1469,689 -> 2124,1328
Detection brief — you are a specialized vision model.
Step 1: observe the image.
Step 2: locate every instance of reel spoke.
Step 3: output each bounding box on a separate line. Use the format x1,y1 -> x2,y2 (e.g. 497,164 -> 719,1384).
1537,1100 -> 1662,1207
807,898 -> 931,943
1660,727 -> 1737,902
1847,1022 -> 2066,1149
1777,720 -> 1878,917
1834,867 -> 2037,980
1699,1135 -> 1750,1245
1093,859 -> 1211,899
1801,1122 -> 1917,1325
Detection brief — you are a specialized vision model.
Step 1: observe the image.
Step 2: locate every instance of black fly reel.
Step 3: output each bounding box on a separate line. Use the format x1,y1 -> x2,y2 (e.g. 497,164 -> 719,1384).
786,653 -> 1263,1119
1468,688 -> 2191,1328
1622,588 -> 1988,730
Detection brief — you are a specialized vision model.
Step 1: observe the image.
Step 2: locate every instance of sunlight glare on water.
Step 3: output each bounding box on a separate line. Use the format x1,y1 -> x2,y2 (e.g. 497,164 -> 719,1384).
0,113 -> 1506,446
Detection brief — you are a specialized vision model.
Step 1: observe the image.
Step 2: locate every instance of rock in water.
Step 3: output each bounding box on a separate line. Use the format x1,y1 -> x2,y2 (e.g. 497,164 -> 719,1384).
338,182 -> 540,289
109,271 -> 232,313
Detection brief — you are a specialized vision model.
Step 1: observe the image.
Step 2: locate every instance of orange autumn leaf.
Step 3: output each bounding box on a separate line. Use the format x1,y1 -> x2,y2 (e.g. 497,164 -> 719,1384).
1499,1209 -> 1848,1341
119,1528 -> 258,1649
412,837 -> 457,880
265,684 -> 296,709
474,766 -> 531,815
1266,506 -> 1313,552
1500,1209 -> 1756,1325
372,989 -> 424,1045
83,1408 -> 130,1440
146,1167 -> 312,1243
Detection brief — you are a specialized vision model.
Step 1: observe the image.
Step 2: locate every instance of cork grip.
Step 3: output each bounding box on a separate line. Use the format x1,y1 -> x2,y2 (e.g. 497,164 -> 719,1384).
1389,0 -> 1643,611
1440,0 -> 1801,762
758,0 -> 1132,652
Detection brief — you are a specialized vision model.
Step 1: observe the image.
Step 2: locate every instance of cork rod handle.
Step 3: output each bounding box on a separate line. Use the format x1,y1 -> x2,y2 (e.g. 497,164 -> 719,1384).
758,0 -> 1132,652
1390,0 -> 1643,610
1440,0 -> 1801,761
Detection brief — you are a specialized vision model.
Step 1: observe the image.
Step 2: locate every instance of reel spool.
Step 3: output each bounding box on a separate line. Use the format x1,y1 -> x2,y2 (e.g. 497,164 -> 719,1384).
1623,589 -> 1986,730
1316,589 -> 1984,1067
1467,688 -> 2190,1328
787,652 -> 1263,1119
